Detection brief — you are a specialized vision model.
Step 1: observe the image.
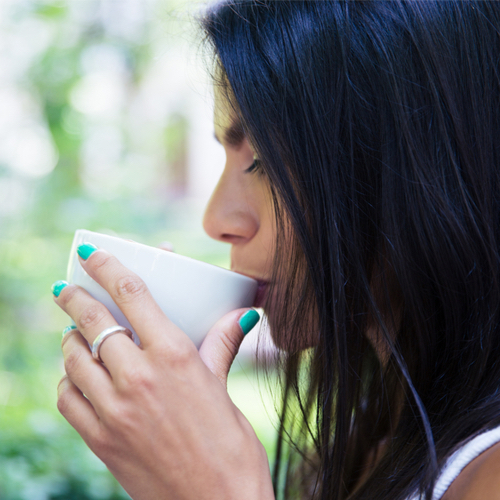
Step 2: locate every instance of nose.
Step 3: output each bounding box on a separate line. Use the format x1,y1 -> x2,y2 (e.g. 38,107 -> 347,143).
203,168 -> 259,245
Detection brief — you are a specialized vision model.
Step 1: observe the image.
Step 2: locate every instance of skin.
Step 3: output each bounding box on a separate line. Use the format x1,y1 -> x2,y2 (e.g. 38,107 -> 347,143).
442,441 -> 500,500
204,86 -> 276,289
55,85 -> 500,499
54,87 -> 275,500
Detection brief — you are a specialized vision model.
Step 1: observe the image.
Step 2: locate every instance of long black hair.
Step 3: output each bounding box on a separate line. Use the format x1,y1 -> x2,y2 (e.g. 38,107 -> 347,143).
201,2 -> 500,499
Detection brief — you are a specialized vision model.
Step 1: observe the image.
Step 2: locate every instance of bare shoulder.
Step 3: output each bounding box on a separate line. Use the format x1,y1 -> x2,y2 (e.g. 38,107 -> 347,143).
443,440 -> 500,500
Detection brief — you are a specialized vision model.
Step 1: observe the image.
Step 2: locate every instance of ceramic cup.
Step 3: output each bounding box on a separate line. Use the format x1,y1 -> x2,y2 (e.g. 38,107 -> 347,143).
66,229 -> 258,348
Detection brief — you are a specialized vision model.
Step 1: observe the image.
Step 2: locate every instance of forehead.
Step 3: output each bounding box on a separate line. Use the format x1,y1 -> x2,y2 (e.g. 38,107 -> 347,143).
213,84 -> 245,147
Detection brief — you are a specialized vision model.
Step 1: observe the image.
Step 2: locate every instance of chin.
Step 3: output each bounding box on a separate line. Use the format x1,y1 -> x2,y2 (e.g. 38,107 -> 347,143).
261,299 -> 320,353
252,270 -> 320,352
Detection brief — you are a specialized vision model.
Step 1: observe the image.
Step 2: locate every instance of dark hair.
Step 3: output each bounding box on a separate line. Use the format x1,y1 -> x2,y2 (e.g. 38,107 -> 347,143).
201,1 -> 500,499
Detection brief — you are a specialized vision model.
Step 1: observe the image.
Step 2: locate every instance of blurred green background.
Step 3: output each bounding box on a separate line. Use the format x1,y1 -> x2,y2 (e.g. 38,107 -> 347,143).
0,1 -> 276,498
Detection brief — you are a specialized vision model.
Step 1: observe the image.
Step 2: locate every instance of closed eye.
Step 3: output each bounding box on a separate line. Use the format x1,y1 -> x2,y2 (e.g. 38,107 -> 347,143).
245,159 -> 262,174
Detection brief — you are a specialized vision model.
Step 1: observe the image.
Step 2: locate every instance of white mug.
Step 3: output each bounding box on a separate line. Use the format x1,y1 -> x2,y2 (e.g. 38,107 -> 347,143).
66,229 -> 258,348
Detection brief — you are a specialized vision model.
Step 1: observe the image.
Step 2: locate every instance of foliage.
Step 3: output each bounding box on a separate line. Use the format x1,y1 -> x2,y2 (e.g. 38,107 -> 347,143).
0,1 -> 276,498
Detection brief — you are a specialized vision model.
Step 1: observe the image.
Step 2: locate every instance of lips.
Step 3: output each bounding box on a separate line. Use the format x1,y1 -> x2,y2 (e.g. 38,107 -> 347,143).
232,268 -> 269,308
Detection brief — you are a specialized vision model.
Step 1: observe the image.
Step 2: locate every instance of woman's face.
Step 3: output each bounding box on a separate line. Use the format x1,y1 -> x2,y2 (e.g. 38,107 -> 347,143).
203,88 -> 392,354
203,87 -> 275,308
204,86 -> 320,351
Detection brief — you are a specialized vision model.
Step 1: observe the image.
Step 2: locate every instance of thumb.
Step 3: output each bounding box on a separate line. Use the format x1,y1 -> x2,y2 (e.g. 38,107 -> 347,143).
199,308 -> 260,388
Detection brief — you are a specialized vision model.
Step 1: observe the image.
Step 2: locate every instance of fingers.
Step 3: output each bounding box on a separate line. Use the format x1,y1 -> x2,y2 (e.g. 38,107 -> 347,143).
75,245 -> 187,349
61,328 -> 114,411
199,308 -> 260,388
54,282 -> 141,376
157,241 -> 174,252
57,375 -> 104,446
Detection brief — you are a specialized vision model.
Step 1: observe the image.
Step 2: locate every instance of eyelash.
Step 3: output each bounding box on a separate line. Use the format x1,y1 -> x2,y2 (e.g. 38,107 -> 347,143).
245,159 -> 262,174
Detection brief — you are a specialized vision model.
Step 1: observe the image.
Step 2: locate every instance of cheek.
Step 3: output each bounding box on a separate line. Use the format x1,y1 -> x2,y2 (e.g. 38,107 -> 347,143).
249,181 -> 321,351
250,180 -> 278,263
255,222 -> 276,268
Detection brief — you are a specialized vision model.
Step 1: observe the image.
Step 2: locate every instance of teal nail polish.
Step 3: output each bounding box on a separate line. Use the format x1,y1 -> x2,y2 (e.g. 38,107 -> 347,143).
52,280 -> 69,297
239,309 -> 260,336
62,325 -> 77,338
77,242 -> 98,260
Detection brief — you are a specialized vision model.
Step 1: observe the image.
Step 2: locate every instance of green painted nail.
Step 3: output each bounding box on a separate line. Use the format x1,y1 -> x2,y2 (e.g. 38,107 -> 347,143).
62,325 -> 77,338
52,280 -> 69,297
239,309 -> 260,336
77,242 -> 98,260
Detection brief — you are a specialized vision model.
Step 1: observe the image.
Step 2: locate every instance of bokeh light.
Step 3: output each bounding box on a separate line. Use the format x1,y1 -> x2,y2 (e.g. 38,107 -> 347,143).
0,1 -> 275,498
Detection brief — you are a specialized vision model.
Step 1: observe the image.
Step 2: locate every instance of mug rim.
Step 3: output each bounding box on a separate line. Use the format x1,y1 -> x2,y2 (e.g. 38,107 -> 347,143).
72,228 -> 258,285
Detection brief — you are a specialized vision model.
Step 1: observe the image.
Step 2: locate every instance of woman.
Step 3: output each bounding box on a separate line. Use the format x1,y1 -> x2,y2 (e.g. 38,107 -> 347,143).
51,1 -> 500,499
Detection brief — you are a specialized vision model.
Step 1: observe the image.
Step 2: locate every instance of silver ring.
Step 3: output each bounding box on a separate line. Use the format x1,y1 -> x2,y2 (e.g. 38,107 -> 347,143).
92,326 -> 133,362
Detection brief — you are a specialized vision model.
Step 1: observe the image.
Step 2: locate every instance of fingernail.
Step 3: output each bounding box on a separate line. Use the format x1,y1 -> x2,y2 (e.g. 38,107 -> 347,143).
62,325 -> 77,338
239,309 -> 260,336
52,280 -> 69,297
158,241 -> 174,252
77,242 -> 98,260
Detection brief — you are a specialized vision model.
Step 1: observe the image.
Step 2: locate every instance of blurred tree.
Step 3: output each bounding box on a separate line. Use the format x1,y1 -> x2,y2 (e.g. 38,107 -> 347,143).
0,1 -> 273,498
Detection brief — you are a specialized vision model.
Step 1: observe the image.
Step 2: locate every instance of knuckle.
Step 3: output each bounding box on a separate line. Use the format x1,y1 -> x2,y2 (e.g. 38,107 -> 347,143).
119,365 -> 154,393
57,285 -> 78,308
90,251 -> 114,272
162,342 -> 197,369
90,428 -> 112,458
64,348 -> 84,375
56,386 -> 71,415
78,304 -> 107,330
102,403 -> 135,438
102,404 -> 123,427
219,328 -> 241,355
114,275 -> 148,303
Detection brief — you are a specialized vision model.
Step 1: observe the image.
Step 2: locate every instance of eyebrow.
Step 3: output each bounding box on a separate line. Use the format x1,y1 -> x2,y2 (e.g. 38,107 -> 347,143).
214,118 -> 246,147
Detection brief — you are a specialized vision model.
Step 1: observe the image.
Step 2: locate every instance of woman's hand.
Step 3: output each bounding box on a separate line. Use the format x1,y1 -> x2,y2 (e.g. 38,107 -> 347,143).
52,247 -> 274,500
